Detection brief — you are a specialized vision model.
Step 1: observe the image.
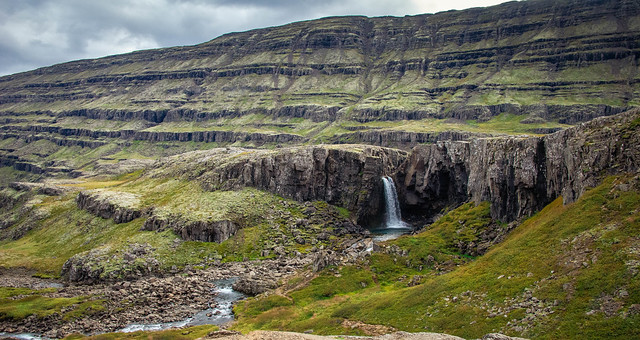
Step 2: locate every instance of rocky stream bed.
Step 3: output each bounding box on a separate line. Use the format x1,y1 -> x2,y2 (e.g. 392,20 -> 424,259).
0,257 -> 311,339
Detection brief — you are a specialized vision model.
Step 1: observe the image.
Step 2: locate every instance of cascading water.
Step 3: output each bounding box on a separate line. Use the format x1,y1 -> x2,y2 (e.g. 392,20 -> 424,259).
382,176 -> 410,229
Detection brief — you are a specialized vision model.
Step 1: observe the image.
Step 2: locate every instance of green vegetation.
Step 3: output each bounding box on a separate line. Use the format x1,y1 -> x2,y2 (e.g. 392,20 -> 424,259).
63,325 -> 219,340
0,169 -> 348,278
232,176 -> 640,339
0,287 -> 103,321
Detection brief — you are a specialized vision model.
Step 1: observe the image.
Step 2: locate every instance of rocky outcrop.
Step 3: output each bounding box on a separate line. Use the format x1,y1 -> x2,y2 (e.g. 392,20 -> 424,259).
331,130 -> 494,150
141,216 -> 238,243
9,182 -> 70,196
397,109 -> 640,222
232,278 -> 278,296
0,132 -> 108,148
349,104 -> 630,124
194,146 -> 408,224
0,187 -> 33,231
0,155 -> 46,174
0,124 -> 306,146
76,191 -> 144,224
61,243 -> 160,283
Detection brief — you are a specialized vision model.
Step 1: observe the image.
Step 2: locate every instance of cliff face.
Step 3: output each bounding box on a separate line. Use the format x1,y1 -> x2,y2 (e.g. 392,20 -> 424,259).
0,0 -> 638,154
32,109 -> 640,253
141,216 -> 238,243
330,130 -> 494,150
397,109 -> 640,222
206,146 -> 408,225
76,191 -> 145,224
151,146 -> 408,224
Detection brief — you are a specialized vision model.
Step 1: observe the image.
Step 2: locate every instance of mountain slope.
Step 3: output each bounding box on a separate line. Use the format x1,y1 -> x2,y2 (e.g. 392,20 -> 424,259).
1,0 -> 639,178
1,0 -> 637,119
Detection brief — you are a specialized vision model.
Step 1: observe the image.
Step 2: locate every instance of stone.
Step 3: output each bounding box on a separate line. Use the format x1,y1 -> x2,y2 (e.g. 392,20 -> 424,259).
232,278 -> 277,296
311,250 -> 336,272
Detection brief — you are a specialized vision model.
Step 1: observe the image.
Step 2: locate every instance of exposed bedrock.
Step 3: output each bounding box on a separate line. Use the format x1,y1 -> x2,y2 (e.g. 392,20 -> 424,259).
1,104 -> 628,126
396,109 -> 640,222
8,105 -> 341,123
349,104 -> 630,124
141,216 -> 238,243
195,146 -> 409,225
76,191 -> 239,243
0,124 -> 306,145
331,130 -> 494,150
75,191 -> 144,224
0,156 -> 46,175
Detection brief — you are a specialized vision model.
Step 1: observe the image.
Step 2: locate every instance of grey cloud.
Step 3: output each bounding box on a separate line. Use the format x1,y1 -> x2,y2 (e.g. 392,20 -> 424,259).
0,0 -> 508,76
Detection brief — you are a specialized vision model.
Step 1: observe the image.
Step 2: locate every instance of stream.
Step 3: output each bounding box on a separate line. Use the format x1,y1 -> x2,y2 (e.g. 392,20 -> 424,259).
119,277 -> 246,332
0,278 -> 246,339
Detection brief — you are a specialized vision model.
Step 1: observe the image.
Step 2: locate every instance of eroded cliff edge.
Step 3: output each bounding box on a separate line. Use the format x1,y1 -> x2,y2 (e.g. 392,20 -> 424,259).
150,145 -> 408,225
397,109 -> 640,222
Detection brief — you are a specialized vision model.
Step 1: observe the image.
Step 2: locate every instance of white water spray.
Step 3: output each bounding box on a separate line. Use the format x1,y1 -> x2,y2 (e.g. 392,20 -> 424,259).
382,176 -> 410,229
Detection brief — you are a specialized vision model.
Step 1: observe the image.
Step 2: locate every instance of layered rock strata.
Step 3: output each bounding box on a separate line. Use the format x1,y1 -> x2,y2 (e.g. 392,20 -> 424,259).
1,0 -> 638,150
141,109 -> 639,226
397,109 -> 640,222
75,191 -> 144,224
141,216 -> 238,243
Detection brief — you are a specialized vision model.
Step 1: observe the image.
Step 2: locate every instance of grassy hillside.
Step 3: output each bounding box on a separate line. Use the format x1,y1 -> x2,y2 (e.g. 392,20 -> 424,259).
0,172 -> 350,279
232,174 -> 640,339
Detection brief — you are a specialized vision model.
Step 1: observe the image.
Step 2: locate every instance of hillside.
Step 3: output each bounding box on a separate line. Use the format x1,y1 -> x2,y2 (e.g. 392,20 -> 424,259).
233,173 -> 640,339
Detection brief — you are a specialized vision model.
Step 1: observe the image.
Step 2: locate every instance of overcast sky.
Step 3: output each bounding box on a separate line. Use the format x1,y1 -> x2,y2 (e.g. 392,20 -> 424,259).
0,0 -> 512,76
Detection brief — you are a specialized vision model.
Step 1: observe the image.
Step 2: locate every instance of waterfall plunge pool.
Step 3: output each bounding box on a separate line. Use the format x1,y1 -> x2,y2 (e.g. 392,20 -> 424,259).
368,177 -> 414,241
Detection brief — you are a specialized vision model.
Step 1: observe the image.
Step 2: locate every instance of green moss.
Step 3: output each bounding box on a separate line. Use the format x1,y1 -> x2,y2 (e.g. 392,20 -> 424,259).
0,287 -> 55,299
63,299 -> 107,321
0,293 -> 83,320
236,294 -> 293,318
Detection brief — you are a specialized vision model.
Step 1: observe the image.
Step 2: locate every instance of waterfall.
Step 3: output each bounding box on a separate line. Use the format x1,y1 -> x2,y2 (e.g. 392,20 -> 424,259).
382,176 -> 409,229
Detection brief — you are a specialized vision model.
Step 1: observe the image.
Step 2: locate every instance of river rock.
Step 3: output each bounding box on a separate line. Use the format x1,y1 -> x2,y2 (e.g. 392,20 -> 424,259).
232,277 -> 277,296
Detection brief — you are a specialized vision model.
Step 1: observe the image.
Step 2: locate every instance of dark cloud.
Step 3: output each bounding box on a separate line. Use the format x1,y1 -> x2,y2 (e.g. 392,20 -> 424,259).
0,0 -> 509,76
